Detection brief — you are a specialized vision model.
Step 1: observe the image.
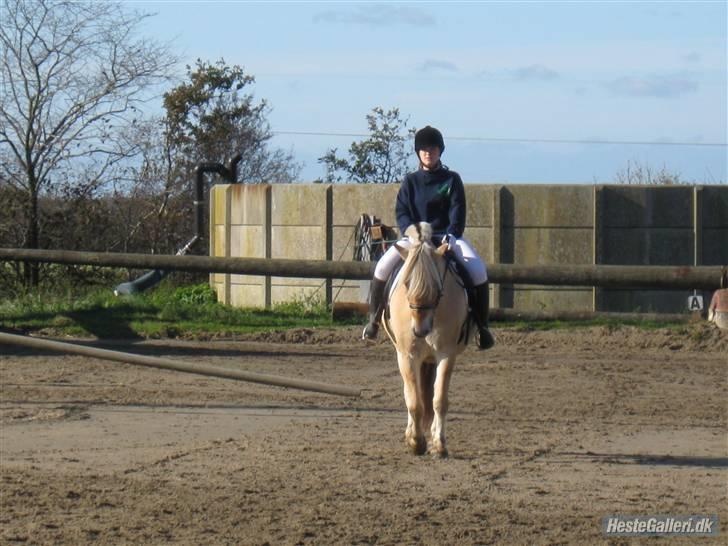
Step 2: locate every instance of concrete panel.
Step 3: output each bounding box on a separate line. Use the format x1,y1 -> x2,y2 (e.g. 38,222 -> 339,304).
211,282 -> 225,302
230,283 -> 266,308
229,184 -> 269,225
465,185 -> 497,227
271,285 -> 327,305
211,224 -> 227,285
508,228 -> 593,265
271,184 -> 328,225
332,280 -> 361,291
504,286 -> 593,312
271,226 -> 326,260
331,184 -> 400,227
332,226 -> 363,263
212,225 -> 227,255
230,226 -> 265,258
230,274 -> 265,286
270,186 -> 328,306
602,187 -> 692,227
599,289 -> 690,314
702,229 -> 728,265
502,185 -> 593,227
271,277 -> 326,288
210,185 -> 229,227
601,228 -> 693,265
650,187 -> 693,226
702,186 -> 728,228
331,286 -> 363,303
463,227 -> 494,263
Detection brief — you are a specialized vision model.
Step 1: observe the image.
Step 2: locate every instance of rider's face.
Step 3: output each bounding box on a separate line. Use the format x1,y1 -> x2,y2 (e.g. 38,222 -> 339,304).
418,146 -> 441,170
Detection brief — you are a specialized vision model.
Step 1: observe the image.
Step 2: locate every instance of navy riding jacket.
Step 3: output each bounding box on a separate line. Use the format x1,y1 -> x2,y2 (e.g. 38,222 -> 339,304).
395,165 -> 466,239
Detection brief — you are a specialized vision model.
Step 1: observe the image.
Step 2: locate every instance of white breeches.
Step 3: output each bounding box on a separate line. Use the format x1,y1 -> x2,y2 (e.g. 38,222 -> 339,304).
373,237 -> 488,286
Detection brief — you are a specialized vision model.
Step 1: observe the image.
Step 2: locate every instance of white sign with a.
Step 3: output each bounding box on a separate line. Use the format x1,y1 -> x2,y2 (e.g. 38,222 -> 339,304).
687,295 -> 704,311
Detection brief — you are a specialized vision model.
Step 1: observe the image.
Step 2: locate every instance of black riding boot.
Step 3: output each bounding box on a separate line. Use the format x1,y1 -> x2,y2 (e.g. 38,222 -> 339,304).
362,278 -> 387,340
473,283 -> 495,350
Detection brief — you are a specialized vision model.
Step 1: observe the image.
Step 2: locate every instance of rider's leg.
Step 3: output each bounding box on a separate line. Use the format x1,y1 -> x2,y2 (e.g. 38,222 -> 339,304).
362,240 -> 410,340
472,283 -> 495,349
451,238 -> 495,350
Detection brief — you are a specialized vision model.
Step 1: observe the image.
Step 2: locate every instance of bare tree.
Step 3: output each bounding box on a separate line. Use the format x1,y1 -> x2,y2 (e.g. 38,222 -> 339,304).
0,0 -> 176,285
615,160 -> 685,185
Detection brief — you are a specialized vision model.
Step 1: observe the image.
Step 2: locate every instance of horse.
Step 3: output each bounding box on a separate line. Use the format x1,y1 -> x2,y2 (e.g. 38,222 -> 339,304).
381,222 -> 470,458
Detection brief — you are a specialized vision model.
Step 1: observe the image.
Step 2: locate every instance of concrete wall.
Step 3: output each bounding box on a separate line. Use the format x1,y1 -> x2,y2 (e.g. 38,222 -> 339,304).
210,183 -> 728,313
210,184 -> 270,307
499,185 -> 595,312
270,184 -> 330,304
330,184 -> 400,304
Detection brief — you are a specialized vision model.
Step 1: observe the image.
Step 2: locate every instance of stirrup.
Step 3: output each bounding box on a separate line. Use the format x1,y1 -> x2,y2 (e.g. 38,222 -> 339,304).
362,321 -> 380,340
478,328 -> 495,350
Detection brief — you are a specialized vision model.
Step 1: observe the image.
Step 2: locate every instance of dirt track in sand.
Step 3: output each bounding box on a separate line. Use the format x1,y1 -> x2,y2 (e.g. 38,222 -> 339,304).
1,324 -> 726,545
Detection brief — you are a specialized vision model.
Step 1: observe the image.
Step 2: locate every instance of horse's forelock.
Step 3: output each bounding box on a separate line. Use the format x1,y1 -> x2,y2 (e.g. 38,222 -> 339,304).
402,242 -> 441,304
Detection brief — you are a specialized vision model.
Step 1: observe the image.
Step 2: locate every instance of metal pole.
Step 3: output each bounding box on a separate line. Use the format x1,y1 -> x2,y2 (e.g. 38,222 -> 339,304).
0,332 -> 361,398
0,247 -> 725,289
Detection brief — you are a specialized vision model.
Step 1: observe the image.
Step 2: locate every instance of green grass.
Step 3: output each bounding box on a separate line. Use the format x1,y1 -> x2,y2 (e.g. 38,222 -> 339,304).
0,283 -> 357,339
1,281 -> 692,340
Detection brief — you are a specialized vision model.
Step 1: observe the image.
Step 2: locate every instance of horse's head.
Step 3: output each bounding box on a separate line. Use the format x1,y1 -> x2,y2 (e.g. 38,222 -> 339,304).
396,223 -> 449,339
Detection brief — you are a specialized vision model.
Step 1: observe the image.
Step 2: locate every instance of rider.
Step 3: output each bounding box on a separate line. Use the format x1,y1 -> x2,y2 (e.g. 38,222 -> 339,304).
362,125 -> 495,350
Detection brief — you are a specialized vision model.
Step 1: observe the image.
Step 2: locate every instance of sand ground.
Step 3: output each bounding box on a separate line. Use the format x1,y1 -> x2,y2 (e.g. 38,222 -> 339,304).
1,324 -> 726,545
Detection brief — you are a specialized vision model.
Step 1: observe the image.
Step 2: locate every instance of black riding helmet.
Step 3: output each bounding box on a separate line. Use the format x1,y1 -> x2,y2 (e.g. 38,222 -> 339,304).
414,125 -> 445,154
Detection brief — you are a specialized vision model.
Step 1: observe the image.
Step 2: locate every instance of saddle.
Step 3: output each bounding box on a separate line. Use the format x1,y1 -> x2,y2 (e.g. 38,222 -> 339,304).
382,250 -> 474,345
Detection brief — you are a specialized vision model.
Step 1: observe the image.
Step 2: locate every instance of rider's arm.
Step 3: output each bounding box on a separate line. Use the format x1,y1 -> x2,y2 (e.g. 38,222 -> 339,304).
447,174 -> 466,238
396,175 -> 415,235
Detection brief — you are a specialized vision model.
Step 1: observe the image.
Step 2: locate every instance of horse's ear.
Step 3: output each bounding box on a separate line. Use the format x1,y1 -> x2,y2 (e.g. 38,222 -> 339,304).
435,243 -> 449,256
394,243 -> 409,259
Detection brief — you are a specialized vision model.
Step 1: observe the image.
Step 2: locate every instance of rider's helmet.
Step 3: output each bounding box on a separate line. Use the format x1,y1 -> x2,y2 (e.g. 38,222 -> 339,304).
414,125 -> 445,154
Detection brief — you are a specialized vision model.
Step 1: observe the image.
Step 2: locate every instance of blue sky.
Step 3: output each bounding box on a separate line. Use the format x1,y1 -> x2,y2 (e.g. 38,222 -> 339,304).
134,1 -> 727,184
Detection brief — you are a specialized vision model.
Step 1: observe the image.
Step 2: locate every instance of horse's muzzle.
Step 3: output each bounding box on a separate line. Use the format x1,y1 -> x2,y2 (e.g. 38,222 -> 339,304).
412,326 -> 431,338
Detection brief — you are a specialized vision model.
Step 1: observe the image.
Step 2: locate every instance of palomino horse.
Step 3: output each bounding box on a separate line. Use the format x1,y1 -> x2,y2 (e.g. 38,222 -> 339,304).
382,222 -> 469,458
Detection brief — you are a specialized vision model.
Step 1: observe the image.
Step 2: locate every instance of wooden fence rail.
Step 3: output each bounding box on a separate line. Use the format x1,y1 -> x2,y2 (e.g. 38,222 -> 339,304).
1,248 -> 725,289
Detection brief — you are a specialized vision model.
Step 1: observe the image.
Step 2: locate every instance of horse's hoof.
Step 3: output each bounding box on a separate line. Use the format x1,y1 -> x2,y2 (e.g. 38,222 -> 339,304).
429,446 -> 449,459
408,437 -> 427,456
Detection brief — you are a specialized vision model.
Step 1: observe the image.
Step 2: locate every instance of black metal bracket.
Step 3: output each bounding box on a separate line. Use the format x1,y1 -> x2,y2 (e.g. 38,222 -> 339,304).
114,154 -> 242,296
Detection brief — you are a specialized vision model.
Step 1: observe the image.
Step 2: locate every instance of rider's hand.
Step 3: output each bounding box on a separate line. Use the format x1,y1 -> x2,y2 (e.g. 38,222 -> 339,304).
441,234 -> 456,251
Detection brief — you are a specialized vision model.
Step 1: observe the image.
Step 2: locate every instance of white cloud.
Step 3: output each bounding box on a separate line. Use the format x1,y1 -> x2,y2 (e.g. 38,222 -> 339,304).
417,60 -> 459,73
511,64 -> 560,81
313,5 -> 435,27
606,74 -> 699,98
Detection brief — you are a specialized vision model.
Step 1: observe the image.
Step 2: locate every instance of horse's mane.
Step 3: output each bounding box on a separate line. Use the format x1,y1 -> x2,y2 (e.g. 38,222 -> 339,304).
401,223 -> 441,303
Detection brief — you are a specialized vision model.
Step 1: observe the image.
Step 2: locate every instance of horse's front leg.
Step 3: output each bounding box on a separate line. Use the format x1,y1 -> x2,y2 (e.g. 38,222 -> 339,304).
396,351 -> 426,455
430,356 -> 455,458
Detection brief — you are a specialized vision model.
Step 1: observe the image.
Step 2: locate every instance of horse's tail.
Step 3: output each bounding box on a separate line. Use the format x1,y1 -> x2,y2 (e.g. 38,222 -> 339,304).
420,357 -> 436,433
